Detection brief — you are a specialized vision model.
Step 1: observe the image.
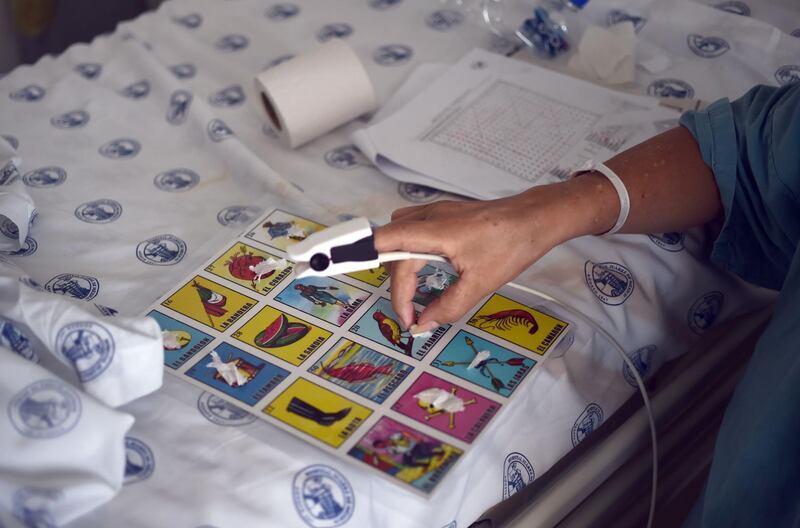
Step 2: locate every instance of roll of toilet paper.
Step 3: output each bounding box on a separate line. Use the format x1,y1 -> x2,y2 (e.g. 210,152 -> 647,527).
254,39 -> 377,149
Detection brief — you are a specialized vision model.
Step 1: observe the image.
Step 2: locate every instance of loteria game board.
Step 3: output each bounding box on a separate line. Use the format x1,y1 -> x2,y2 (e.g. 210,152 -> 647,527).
144,208 -> 571,496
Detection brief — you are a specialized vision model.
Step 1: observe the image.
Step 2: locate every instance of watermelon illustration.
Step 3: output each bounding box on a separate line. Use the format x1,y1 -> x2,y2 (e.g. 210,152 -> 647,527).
255,314 -> 310,348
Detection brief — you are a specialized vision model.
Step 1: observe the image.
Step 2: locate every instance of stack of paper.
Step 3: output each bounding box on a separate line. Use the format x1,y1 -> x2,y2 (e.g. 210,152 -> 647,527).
353,49 -> 679,200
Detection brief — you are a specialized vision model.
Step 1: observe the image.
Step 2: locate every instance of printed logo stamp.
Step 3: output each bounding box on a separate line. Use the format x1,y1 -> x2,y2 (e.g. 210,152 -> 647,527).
136,234 -> 187,266
8,379 -> 81,438
197,391 -> 256,426
688,291 -> 724,334
124,436 -> 155,484
503,452 -> 534,499
75,199 -> 122,224
292,465 -> 355,528
56,321 -> 115,382
584,261 -> 634,306
571,403 -> 604,446
45,273 -> 100,300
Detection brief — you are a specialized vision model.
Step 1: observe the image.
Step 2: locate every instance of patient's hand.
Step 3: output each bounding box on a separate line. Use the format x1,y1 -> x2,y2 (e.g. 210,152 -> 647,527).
374,177 -> 616,331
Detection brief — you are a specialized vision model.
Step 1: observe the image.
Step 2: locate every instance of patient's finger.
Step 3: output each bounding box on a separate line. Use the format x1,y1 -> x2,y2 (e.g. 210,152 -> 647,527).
388,258 -> 427,328
416,273 -> 487,327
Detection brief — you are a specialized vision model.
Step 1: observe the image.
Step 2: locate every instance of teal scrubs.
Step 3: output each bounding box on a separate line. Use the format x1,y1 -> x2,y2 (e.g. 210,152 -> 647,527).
679,83 -> 800,526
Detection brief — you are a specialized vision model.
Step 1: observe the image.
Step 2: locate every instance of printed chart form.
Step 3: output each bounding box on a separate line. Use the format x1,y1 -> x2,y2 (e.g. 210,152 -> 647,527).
422,80 -> 601,184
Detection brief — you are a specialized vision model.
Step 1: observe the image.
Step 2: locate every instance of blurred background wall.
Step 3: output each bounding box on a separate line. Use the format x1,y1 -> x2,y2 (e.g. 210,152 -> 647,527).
0,0 -> 165,74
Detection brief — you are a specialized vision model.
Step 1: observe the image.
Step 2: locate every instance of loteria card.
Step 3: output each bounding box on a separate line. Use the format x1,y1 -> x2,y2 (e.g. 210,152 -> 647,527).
349,297 -> 450,360
144,207 -> 568,496
346,265 -> 390,288
245,209 -> 325,252
147,310 -> 214,370
232,306 -> 332,366
263,377 -> 372,448
274,276 -> 369,327
161,275 -> 257,332
432,330 -> 535,397
185,342 -> 289,405
348,416 -> 462,494
308,338 -> 413,404
204,242 -> 293,295
467,293 -> 569,355
391,372 -> 500,444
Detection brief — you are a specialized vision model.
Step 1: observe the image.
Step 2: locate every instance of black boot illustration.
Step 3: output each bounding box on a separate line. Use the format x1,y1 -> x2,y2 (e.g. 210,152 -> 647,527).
287,397 -> 351,426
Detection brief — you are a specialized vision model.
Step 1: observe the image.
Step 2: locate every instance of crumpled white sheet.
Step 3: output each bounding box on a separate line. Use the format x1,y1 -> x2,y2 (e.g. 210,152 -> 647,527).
0,348 -> 136,528
0,0 -> 793,526
0,176 -> 163,524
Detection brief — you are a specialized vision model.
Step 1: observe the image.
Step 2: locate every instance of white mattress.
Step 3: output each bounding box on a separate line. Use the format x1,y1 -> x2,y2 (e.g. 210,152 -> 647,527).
0,0 -> 795,526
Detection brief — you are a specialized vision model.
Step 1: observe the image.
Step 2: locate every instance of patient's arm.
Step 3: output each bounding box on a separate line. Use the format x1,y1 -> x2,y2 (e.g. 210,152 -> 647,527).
374,125 -> 722,330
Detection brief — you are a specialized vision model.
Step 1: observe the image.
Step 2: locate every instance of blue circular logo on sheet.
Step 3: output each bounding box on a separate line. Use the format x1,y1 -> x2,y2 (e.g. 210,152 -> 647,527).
119,79 -> 151,99
426,9 -> 464,31
215,34 -> 249,52
713,1 -> 750,15
75,199 -> 122,223
606,9 -> 646,32
648,232 -> 684,252
688,291 -> 724,334
647,79 -> 695,99
775,65 -> 800,86
324,144 -> 368,169
264,54 -> 295,70
8,379 -> 81,438
292,465 -> 355,528
0,236 -> 37,257
623,345 -> 656,387
45,273 -> 100,300
208,118 -> 234,142
22,166 -> 66,188
398,182 -> 443,203
316,23 -> 353,42
167,90 -> 193,125
3,134 -> 19,149
571,403 -> 604,447
154,168 -> 199,192
503,452 -> 534,499
50,110 -> 90,129
13,487 -> 63,528
99,138 -> 141,159
172,13 -> 203,28
265,3 -> 300,20
74,62 -> 102,80
56,321 -> 115,382
208,85 -> 245,107
1,216 -> 20,238
9,84 -> 46,102
584,261 -> 634,306
368,0 -> 402,9
124,436 -> 156,484
687,34 -> 730,58
94,303 -> 119,317
217,205 -> 263,227
197,392 -> 257,426
136,234 -> 187,266
373,44 -> 413,66
0,160 -> 19,185
0,319 -> 38,362
170,63 -> 197,79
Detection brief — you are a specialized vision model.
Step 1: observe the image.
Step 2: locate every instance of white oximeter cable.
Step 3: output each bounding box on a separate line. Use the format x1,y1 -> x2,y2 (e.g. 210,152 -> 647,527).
507,282 -> 657,527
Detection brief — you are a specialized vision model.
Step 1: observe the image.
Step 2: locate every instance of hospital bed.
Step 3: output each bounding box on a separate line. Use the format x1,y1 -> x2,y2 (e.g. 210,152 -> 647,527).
0,0 -> 795,526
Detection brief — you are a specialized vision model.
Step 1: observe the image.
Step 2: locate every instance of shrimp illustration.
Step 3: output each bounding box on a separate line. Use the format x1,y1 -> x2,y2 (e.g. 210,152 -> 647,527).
472,309 -> 539,335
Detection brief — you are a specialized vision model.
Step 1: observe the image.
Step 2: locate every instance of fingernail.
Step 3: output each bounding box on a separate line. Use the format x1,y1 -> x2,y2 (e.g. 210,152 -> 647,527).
409,321 -> 440,337
401,305 -> 415,329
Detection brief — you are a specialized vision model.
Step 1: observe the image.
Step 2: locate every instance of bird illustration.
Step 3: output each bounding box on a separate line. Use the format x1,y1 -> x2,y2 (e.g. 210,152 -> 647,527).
372,310 -> 414,354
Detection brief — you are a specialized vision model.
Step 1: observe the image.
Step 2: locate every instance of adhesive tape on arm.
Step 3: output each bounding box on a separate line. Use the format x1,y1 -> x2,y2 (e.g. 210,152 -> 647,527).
254,39 -> 377,149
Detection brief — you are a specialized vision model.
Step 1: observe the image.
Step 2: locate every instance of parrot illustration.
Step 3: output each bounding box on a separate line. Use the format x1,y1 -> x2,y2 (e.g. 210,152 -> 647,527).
372,311 -> 414,355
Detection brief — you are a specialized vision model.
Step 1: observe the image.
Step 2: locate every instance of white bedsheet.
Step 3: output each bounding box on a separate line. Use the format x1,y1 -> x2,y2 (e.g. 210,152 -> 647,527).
0,0 -> 794,526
